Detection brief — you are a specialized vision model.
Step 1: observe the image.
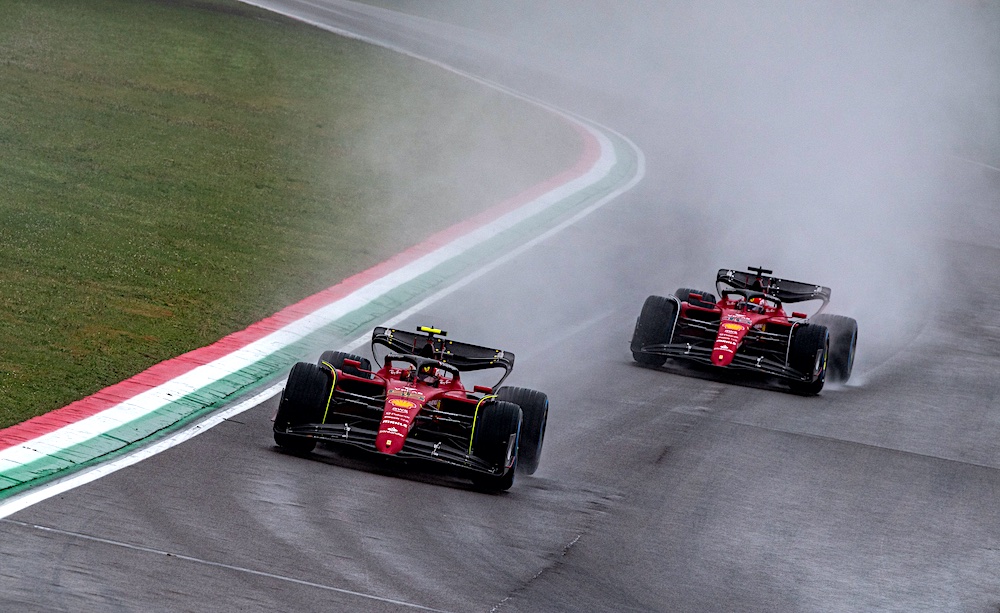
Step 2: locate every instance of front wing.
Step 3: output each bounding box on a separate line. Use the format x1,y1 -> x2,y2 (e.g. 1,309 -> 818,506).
635,315 -> 812,382
274,390 -> 505,475
634,342 -> 812,382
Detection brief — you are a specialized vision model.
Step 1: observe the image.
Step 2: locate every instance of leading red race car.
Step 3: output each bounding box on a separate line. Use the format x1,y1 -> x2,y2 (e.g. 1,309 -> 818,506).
630,267 -> 858,394
272,326 -> 549,491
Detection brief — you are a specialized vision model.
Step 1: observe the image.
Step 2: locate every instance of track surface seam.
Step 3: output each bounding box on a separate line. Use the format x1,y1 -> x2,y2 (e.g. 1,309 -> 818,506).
1,518 -> 458,613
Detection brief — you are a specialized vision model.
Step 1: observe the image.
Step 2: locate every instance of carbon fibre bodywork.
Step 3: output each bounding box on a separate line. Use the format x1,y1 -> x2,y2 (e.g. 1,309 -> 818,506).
716,268 -> 831,309
655,296 -> 810,381
273,327 -> 548,489
282,356 -> 507,472
630,267 -> 854,394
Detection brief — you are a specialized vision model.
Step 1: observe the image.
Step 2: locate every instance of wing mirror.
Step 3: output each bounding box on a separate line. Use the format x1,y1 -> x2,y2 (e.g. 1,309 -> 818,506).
474,385 -> 493,394
343,358 -> 362,368
791,312 -> 807,319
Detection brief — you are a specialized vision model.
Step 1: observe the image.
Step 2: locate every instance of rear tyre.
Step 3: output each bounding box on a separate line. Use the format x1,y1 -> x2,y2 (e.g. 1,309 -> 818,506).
497,387 -> 548,475
810,314 -> 857,383
630,295 -> 678,366
674,287 -> 717,308
471,401 -> 522,492
788,324 -> 830,395
273,362 -> 330,453
318,350 -> 372,378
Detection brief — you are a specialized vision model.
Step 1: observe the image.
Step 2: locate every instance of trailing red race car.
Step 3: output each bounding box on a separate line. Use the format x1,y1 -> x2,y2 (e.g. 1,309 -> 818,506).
273,326 -> 549,491
630,267 -> 858,394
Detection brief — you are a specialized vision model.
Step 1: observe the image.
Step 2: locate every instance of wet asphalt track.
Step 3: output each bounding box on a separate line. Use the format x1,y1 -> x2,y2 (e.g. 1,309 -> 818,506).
4,2 -> 1000,612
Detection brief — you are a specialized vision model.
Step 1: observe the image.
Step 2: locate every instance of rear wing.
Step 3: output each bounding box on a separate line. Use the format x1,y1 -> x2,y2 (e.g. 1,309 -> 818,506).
371,326 -> 515,383
716,267 -> 831,312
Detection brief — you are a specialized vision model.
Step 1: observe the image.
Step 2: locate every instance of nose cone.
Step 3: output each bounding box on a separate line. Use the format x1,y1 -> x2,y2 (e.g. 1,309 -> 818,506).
713,321 -> 748,367
712,344 -> 736,366
375,395 -> 421,455
375,427 -> 406,455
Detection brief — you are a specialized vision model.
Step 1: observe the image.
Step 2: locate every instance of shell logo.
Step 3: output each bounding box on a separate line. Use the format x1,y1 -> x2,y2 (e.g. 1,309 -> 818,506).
722,323 -> 744,331
389,399 -> 418,410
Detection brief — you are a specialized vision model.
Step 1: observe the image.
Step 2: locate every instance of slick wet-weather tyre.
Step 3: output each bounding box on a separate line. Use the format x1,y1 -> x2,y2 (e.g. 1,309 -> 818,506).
273,362 -> 331,453
674,287 -> 717,308
631,295 -> 678,366
497,386 -> 548,475
809,314 -> 857,383
471,401 -> 522,492
789,324 -> 830,395
318,350 -> 372,378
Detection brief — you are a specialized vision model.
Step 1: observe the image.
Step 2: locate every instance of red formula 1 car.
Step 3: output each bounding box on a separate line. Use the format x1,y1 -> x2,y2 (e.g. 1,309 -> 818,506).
630,267 -> 858,394
272,326 -> 549,491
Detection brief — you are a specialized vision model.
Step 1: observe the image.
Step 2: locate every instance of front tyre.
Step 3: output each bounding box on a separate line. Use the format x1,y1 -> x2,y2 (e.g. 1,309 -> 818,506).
788,324 -> 830,395
273,362 -> 331,453
471,401 -> 522,492
630,295 -> 679,367
809,314 -> 857,383
497,387 -> 548,475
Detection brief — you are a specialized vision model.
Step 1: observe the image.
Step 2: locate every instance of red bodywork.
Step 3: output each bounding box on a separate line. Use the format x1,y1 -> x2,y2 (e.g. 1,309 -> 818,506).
679,291 -> 806,368
367,361 -> 475,455
710,295 -> 792,366
631,268 -> 838,392
274,326 -> 525,486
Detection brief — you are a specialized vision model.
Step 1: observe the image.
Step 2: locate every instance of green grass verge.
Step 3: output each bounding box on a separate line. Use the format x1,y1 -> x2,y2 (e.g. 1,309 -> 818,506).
0,0 -> 581,428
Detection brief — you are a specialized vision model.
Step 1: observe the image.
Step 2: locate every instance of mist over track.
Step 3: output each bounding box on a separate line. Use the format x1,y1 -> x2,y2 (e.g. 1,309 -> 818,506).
3,2 -> 1000,611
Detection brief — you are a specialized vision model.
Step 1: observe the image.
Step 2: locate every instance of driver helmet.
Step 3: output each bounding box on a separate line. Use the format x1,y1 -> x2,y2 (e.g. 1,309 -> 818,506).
418,364 -> 436,383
